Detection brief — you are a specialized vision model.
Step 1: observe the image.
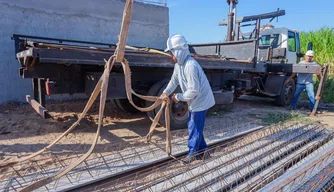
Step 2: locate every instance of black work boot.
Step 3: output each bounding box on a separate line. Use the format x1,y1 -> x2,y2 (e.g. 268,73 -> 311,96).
181,155 -> 196,164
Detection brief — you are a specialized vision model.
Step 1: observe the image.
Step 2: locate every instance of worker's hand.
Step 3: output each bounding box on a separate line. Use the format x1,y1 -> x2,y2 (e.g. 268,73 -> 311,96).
315,96 -> 321,100
172,94 -> 179,103
159,93 -> 169,101
285,79 -> 290,85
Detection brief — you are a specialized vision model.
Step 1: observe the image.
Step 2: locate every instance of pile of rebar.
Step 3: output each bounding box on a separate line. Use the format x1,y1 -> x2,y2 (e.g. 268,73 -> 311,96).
0,119 -> 261,192
82,122 -> 333,192
1,120 -> 333,192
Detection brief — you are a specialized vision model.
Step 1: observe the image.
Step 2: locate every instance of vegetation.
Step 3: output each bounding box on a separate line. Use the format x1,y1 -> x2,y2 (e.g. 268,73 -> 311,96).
300,27 -> 334,103
300,27 -> 334,70
313,74 -> 334,103
250,111 -> 308,125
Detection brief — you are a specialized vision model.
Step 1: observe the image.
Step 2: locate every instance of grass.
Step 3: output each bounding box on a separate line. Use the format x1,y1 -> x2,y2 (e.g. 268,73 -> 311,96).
249,111 -> 306,125
208,105 -> 233,117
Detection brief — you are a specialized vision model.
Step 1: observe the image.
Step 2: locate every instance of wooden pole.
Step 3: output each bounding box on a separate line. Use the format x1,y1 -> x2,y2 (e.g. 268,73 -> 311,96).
115,0 -> 134,62
310,64 -> 329,116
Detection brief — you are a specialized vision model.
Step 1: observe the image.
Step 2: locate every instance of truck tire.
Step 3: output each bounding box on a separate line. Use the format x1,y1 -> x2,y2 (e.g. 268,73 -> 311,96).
275,78 -> 295,106
155,84 -> 188,130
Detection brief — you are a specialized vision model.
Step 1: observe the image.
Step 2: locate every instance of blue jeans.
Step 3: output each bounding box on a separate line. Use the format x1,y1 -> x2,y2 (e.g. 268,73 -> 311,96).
291,83 -> 315,110
187,110 -> 208,155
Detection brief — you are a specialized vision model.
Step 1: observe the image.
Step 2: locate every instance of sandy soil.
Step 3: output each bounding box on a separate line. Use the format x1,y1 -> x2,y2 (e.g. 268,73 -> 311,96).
0,96 -> 333,163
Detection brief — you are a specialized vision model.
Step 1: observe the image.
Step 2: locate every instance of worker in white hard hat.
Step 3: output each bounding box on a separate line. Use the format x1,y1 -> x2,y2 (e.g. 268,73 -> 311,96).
160,34 -> 215,164
286,50 -> 321,110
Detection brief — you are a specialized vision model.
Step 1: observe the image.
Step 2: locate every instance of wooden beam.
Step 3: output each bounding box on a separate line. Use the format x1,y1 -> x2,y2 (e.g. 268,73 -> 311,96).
115,0 -> 134,62
310,64 -> 329,116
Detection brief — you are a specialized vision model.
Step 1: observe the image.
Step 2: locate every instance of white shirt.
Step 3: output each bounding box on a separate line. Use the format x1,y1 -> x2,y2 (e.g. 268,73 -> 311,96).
163,54 -> 215,112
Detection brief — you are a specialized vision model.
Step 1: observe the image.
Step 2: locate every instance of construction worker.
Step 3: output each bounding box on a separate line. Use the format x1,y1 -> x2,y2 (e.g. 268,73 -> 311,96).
160,34 -> 215,164
286,50 -> 321,110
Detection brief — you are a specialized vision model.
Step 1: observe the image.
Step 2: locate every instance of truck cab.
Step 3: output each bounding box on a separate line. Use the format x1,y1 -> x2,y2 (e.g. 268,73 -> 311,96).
259,27 -> 301,64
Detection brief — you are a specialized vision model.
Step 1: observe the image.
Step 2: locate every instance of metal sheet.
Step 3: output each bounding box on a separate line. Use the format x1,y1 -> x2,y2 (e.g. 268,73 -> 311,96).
190,40 -> 256,61
17,47 -> 256,71
267,64 -> 321,74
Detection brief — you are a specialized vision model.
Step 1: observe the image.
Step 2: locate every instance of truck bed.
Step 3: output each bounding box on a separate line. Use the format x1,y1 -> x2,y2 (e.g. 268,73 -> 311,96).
16,41 -> 256,73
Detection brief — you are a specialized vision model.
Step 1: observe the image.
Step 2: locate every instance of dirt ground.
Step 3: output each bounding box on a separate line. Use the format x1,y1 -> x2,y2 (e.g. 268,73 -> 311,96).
0,96 -> 333,163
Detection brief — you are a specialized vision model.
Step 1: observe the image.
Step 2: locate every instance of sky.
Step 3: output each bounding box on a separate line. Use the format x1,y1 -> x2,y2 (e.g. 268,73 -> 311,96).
167,0 -> 334,44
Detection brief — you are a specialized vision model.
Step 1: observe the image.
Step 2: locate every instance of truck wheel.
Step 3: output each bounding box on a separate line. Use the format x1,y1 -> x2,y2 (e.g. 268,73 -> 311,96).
275,78 -> 295,106
146,80 -> 170,121
155,84 -> 188,130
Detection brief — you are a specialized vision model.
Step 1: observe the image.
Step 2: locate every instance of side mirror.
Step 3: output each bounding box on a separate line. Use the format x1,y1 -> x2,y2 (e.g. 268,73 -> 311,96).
307,42 -> 313,50
297,53 -> 304,57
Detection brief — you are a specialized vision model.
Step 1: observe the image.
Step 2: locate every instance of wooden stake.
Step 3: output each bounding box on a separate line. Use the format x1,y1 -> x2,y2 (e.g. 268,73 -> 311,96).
115,0 -> 134,62
310,64 -> 329,116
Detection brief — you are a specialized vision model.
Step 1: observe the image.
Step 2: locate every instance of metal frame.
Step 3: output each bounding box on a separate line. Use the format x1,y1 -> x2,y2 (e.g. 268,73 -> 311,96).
219,10 -> 286,26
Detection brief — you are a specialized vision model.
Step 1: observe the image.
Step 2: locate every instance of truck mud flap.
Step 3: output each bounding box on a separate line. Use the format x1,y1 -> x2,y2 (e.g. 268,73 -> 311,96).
85,72 -> 127,99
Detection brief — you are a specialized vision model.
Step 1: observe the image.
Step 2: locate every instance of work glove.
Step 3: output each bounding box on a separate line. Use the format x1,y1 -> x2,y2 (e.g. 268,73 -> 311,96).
172,94 -> 179,103
159,93 -> 169,101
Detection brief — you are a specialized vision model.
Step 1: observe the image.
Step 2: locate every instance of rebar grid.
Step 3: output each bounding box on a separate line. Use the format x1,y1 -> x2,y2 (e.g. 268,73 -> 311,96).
82,122 -> 326,192
88,122 -> 289,191
266,141 -> 334,192
173,125 -> 326,191
319,175 -> 334,192
300,162 -> 334,192
237,132 -> 333,192
0,119 -> 260,192
161,125 -> 318,191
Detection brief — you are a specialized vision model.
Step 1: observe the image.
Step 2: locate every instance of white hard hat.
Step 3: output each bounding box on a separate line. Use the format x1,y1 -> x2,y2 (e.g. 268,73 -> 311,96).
305,50 -> 314,57
164,34 -> 188,52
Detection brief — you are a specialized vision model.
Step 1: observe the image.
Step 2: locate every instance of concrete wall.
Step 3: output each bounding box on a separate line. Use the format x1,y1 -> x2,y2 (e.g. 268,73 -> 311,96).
0,0 -> 169,103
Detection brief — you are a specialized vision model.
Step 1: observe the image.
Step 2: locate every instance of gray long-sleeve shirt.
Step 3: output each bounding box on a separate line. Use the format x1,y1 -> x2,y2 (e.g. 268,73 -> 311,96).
163,56 -> 215,112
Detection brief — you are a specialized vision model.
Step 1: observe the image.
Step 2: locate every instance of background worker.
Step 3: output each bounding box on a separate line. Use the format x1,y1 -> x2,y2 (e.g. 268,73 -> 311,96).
286,50 -> 322,110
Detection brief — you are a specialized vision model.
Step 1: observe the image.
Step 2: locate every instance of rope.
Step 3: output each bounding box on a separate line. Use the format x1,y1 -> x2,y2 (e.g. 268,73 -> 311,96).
0,0 -> 176,189
0,43 -> 173,168
11,50 -> 172,191
1,1 -> 175,189
0,56 -> 115,169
